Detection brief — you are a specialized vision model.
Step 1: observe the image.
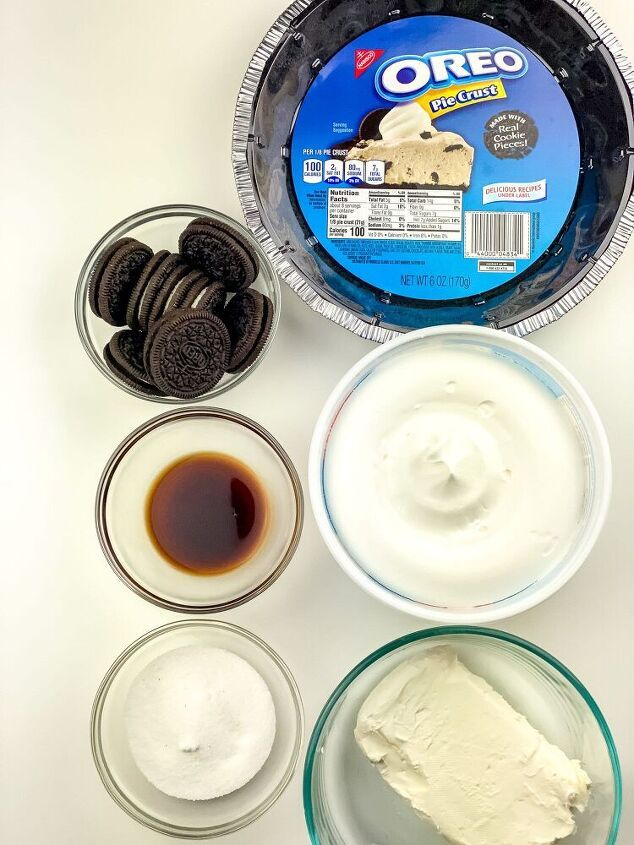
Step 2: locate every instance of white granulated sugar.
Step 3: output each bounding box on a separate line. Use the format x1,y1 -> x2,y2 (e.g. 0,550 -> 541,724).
125,645 -> 276,800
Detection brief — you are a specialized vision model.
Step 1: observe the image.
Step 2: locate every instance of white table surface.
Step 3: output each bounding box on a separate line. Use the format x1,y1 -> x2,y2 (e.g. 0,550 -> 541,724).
2,0 -> 633,842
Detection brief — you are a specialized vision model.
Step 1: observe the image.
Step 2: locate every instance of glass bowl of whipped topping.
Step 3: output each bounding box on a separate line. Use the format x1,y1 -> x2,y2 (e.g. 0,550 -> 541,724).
91,620 -> 303,838
310,325 -> 611,623
304,627 -> 621,845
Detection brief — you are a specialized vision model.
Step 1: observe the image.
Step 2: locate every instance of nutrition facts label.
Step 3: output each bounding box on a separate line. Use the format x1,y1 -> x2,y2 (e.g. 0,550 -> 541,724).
327,188 -> 463,241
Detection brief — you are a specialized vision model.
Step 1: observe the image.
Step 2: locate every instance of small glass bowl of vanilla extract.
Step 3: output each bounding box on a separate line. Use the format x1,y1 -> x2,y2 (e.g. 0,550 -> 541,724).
146,451 -> 269,577
96,407 -> 303,612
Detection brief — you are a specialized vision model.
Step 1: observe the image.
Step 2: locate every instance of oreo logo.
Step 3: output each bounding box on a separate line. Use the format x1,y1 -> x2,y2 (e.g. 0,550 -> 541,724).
375,48 -> 528,102
180,342 -> 209,370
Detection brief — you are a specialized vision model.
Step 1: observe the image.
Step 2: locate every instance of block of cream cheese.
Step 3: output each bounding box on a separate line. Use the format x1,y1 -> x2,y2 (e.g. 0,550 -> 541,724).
355,647 -> 590,845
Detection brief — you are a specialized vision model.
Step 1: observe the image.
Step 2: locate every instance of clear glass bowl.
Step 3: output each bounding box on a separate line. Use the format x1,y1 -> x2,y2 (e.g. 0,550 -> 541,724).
309,325 -> 611,623
75,204 -> 281,403
92,620 -> 304,838
96,407 -> 303,612
304,627 -> 621,845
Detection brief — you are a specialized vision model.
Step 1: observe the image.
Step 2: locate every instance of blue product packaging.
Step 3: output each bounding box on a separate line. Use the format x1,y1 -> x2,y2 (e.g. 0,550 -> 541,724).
234,0 -> 634,340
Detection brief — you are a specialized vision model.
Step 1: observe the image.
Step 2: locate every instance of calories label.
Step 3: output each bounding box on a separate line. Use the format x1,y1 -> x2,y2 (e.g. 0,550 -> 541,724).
328,188 -> 463,241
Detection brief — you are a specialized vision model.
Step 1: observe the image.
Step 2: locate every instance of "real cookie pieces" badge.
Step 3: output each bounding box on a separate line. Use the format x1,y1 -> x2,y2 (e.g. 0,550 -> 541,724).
484,112 -> 538,160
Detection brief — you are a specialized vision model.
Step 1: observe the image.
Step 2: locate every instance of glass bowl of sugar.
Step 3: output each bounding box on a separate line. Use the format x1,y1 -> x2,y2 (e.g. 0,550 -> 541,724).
91,619 -> 304,838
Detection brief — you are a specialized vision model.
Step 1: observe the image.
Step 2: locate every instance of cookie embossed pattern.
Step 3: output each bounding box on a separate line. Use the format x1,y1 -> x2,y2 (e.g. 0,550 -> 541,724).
234,0 -> 634,340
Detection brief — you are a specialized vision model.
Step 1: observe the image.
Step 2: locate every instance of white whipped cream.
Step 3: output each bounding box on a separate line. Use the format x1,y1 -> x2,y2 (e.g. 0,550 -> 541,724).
355,647 -> 590,845
379,102 -> 435,140
324,341 -> 587,606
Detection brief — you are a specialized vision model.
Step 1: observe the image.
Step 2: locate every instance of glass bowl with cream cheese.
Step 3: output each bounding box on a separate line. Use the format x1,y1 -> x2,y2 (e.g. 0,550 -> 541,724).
91,620 -> 304,838
304,627 -> 621,845
310,325 -> 610,622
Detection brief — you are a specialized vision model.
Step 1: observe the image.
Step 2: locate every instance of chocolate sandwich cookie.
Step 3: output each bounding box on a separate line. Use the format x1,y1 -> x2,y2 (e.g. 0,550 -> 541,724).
96,239 -> 153,326
146,259 -> 190,329
178,272 -> 212,309
107,329 -> 152,384
165,270 -> 209,312
137,253 -> 186,332
179,217 -> 258,292
145,309 -> 230,399
104,332 -> 164,397
359,108 -> 390,140
193,279 -> 226,314
88,237 -> 134,317
223,289 -> 273,374
126,249 -> 170,330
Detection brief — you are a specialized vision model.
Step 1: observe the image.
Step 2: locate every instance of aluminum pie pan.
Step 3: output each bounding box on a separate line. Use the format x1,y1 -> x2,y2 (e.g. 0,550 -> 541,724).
233,0 -> 634,342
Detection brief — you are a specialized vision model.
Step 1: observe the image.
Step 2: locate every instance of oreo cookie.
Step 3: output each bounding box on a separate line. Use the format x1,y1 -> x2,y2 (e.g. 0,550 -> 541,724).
165,270 -> 209,312
359,108 -> 390,141
193,280 -> 226,314
87,215 -> 274,398
108,329 -> 151,382
137,253 -> 186,332
126,249 -> 170,330
146,259 -> 190,328
88,237 -> 134,317
179,273 -> 212,310
104,331 -> 164,397
179,217 -> 258,292
145,309 -> 230,399
96,239 -> 153,326
223,289 -> 273,373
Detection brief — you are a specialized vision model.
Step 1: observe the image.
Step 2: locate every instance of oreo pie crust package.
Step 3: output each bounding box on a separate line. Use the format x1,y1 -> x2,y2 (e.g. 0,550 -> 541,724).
233,0 -> 634,341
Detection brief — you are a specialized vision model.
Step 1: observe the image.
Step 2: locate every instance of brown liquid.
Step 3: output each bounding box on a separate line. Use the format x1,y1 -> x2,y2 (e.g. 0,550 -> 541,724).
146,452 -> 268,575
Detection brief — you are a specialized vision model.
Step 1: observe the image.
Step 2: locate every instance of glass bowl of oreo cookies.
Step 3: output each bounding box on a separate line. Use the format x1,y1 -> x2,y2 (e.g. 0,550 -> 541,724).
75,204 -> 280,402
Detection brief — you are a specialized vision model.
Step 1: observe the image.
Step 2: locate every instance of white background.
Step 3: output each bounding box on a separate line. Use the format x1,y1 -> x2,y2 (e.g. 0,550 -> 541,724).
1,1 -> 632,842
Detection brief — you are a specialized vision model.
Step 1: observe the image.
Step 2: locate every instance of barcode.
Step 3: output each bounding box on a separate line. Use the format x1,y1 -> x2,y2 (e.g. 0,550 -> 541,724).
465,212 -> 530,259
